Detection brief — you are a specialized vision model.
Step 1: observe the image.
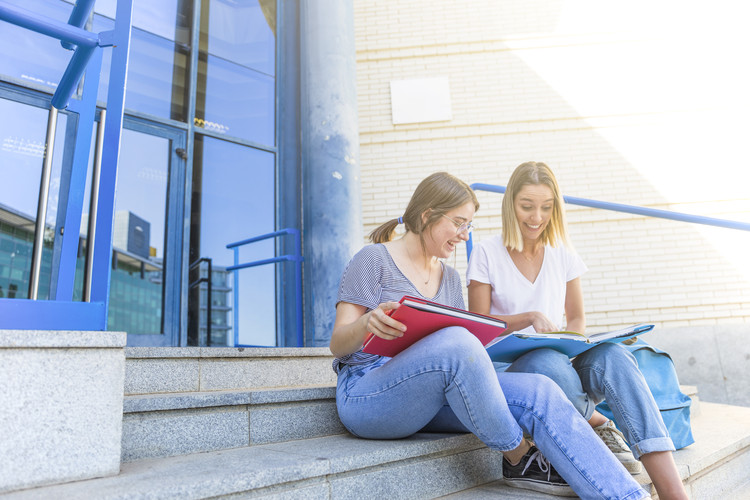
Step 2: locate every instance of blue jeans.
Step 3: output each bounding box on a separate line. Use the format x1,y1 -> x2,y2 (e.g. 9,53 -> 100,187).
336,327 -> 647,499
507,343 -> 676,460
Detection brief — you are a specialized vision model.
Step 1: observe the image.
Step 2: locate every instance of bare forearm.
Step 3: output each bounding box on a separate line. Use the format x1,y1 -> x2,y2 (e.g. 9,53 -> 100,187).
330,314 -> 369,358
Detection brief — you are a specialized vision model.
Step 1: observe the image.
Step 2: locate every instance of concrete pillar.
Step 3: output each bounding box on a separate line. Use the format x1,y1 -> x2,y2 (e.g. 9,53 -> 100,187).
299,0 -> 362,346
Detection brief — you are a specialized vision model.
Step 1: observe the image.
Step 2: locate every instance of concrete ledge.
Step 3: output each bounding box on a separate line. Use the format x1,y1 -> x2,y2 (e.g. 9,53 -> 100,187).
0,330 -> 126,494
121,386 -> 343,461
124,347 -> 337,395
0,330 -> 126,348
123,386 -> 336,413
125,346 -> 334,358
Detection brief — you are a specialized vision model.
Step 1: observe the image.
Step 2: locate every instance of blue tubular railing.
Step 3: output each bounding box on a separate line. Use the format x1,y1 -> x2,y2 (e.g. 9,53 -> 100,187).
226,228 -> 304,348
0,2 -> 110,110
0,0 -> 133,330
468,183 -> 750,258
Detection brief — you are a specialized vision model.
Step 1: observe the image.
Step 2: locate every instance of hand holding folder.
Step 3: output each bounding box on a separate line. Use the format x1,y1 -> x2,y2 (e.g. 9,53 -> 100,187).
362,296 -> 509,357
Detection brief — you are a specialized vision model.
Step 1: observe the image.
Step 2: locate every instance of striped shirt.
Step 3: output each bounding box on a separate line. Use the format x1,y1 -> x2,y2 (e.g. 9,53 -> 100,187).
332,243 -> 465,373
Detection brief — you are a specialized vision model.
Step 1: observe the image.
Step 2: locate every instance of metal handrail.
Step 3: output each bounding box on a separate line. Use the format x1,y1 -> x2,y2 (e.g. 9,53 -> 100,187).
27,107 -> 58,299
189,257 -> 213,346
468,182 -> 750,257
226,228 -> 304,347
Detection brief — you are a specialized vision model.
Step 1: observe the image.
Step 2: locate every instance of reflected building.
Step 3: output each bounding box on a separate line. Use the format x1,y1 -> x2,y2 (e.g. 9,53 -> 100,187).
0,202 -> 231,343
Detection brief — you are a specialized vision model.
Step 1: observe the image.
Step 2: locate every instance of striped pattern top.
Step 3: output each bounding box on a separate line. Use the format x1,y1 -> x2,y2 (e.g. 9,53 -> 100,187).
332,243 -> 465,373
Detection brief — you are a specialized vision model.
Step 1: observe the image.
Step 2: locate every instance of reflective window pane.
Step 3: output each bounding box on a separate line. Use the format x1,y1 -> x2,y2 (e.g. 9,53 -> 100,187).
0,97 -> 68,300
106,128 -> 170,334
0,0 -> 76,93
189,135 -> 275,346
94,17 -> 191,121
94,0 -> 187,43
206,0 -> 276,75
196,55 -> 274,144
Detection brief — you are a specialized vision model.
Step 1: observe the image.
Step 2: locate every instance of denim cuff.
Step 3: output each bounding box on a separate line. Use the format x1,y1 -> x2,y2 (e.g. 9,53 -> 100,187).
631,436 -> 676,460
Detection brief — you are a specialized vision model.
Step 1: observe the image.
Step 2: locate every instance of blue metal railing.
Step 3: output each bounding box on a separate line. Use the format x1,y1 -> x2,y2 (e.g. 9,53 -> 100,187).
0,0 -> 133,330
226,228 -> 304,347
468,182 -> 750,258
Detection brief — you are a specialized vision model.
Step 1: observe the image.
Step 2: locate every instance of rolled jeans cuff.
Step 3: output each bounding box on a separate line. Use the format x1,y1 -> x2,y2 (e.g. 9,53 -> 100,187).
631,436 -> 676,460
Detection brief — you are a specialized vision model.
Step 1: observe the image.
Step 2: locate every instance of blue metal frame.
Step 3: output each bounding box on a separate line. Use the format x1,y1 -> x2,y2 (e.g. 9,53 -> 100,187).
467,182 -> 750,258
0,0 -> 134,331
226,228 -> 303,347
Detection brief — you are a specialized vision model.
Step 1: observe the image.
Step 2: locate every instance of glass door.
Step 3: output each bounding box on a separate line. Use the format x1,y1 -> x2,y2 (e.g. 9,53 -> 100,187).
75,117 -> 186,346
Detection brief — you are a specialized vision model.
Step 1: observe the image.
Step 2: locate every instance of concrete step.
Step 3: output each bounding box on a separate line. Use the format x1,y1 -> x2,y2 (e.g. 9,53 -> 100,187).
9,401 -> 750,499
124,347 -> 337,395
3,433 -> 501,499
122,385 -> 344,462
443,401 -> 750,500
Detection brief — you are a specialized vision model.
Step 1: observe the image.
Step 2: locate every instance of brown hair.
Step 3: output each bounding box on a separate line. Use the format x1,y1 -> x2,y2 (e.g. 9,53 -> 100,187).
502,161 -> 571,251
369,172 -> 479,244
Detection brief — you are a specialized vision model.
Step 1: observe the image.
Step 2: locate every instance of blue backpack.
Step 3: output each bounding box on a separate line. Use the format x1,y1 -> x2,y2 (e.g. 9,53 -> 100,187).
596,338 -> 694,450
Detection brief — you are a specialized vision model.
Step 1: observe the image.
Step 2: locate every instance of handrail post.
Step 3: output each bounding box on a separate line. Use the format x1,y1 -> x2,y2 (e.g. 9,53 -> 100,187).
28,107 -> 59,300
294,229 -> 303,347
206,258 -> 212,346
232,247 -> 240,347
83,109 -> 106,302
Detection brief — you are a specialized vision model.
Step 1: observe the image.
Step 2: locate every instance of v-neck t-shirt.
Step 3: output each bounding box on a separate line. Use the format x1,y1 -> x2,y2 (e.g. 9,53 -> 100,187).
466,235 -> 587,333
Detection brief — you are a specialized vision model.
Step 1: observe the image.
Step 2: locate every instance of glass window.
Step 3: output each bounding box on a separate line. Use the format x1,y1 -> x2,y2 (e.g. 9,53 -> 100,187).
0,0 -> 76,93
196,0 -> 276,145
94,0 -> 186,44
206,0 -> 275,75
93,10 -> 191,121
196,55 -> 274,144
189,135 -> 275,346
101,128 -> 170,334
0,97 -> 68,301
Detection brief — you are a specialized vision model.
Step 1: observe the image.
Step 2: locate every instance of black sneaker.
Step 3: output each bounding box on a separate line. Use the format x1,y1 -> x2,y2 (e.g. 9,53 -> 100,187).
502,446 -> 576,497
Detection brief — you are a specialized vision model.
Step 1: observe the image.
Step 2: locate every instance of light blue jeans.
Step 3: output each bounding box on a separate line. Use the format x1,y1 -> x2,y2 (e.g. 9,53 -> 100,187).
507,343 -> 676,460
336,327 -> 648,499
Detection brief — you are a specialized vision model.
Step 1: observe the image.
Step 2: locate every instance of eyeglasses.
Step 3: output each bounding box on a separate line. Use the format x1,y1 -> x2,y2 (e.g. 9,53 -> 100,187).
441,214 -> 475,235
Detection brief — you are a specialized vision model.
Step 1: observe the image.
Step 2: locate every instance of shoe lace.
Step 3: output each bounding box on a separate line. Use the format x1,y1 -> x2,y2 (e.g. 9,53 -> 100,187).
596,422 -> 630,452
521,449 -> 552,480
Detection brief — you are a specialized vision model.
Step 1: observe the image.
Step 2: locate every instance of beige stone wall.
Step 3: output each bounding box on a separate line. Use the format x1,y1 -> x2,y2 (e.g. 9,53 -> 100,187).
353,0 -> 750,331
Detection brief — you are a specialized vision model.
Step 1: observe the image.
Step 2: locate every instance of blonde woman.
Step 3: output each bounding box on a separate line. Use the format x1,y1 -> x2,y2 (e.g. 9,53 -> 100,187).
467,161 -> 687,499
331,172 -> 648,498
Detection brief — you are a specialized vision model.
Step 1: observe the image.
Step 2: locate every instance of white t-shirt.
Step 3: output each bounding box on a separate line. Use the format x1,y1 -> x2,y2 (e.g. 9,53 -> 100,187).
466,235 -> 588,333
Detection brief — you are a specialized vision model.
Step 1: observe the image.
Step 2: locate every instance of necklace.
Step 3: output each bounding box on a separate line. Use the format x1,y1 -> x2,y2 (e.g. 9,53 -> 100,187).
405,243 -> 433,285
517,246 -> 543,263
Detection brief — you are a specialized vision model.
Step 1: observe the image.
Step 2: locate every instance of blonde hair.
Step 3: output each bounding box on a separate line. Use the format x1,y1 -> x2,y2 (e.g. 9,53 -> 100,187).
369,172 -> 479,245
502,161 -> 571,251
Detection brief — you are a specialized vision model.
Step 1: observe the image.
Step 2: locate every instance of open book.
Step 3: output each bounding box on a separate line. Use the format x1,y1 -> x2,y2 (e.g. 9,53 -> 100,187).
486,323 -> 654,363
362,296 -> 509,357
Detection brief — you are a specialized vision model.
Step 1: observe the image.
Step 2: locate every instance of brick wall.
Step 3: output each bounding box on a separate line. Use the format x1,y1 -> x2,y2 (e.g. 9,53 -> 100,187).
353,0 -> 750,331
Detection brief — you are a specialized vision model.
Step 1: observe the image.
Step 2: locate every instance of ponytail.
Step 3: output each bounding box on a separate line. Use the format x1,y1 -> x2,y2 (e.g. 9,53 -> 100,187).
369,218 -> 400,243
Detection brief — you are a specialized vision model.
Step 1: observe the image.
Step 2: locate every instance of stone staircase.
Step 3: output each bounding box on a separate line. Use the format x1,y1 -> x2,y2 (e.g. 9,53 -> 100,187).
4,347 -> 750,499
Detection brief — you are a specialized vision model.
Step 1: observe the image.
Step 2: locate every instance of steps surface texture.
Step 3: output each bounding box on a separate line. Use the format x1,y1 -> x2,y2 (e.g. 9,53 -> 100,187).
7,401 -> 750,499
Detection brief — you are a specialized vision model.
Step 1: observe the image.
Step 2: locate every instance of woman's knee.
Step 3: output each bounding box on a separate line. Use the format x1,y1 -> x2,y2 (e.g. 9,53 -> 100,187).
576,342 -> 638,373
508,348 -> 572,379
427,326 -> 487,356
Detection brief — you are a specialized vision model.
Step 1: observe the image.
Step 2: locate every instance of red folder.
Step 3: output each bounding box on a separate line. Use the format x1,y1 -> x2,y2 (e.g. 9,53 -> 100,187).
362,296 -> 509,357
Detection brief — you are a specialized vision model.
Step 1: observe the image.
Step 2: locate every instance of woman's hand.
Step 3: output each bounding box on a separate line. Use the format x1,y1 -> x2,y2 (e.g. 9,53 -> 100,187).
366,301 -> 407,340
329,301 -> 407,358
528,311 -> 559,333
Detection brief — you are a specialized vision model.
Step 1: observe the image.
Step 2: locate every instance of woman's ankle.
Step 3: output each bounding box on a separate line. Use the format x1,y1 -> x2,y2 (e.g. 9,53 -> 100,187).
503,438 -> 532,465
